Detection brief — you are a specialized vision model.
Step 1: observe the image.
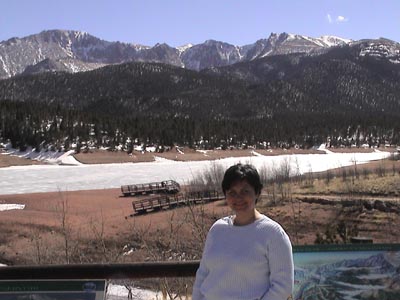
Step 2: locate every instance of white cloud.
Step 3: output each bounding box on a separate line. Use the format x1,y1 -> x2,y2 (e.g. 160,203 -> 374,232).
336,15 -> 348,23
326,14 -> 349,24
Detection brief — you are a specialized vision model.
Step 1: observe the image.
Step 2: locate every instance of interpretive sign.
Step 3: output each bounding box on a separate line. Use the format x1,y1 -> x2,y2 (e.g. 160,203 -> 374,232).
0,280 -> 105,300
293,244 -> 400,300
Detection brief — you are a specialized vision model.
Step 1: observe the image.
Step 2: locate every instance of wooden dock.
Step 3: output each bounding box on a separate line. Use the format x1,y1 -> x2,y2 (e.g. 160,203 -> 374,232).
131,190 -> 225,215
121,180 -> 180,196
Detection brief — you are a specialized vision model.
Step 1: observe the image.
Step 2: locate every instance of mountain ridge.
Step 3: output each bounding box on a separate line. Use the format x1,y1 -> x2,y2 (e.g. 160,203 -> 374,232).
1,30 -> 400,151
2,41 -> 400,119
0,29 -> 355,78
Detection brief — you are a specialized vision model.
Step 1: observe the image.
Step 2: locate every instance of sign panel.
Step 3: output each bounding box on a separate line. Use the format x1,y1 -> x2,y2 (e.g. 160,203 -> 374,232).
0,280 -> 105,300
293,244 -> 400,300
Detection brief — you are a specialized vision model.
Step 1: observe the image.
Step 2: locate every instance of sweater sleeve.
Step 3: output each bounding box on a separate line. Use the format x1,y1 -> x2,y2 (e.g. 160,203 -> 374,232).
192,229 -> 213,300
261,227 -> 294,300
192,258 -> 208,300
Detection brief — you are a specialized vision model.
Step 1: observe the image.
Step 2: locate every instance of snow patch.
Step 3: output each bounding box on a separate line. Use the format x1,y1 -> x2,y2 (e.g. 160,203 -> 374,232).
319,35 -> 352,47
196,150 -> 208,154
2,148 -> 82,166
251,150 -> 263,156
0,56 -> 11,77
107,283 -> 160,300
177,43 -> 193,54
57,150 -> 82,165
260,49 -> 272,58
153,156 -> 174,162
317,144 -> 334,154
0,204 -> 25,211
196,149 -> 210,156
286,33 -> 297,41
302,36 -> 325,47
133,145 -> 157,153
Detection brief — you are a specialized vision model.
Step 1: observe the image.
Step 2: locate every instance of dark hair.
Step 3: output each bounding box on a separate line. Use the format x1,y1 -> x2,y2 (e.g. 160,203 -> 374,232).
221,163 -> 263,195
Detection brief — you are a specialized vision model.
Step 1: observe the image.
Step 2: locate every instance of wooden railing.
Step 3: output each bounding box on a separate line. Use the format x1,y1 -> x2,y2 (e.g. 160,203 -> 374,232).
2,244 -> 399,280
121,180 -> 180,196
1,244 -> 400,299
131,190 -> 224,215
0,261 -> 200,280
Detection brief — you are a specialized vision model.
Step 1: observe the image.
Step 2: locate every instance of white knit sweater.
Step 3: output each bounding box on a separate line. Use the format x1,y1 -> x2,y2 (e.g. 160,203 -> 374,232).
192,214 -> 294,300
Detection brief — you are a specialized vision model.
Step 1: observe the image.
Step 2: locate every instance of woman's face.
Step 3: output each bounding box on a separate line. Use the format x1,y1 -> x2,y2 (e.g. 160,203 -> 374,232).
225,179 -> 259,214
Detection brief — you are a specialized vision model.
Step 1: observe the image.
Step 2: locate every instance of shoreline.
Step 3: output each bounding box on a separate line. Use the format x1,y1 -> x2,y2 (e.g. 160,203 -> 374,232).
1,146 -> 396,169
1,159 -> 398,198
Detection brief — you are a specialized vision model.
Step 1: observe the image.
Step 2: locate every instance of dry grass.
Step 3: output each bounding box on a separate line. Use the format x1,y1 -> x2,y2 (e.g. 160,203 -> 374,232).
72,147 -> 262,164
155,148 -> 257,161
295,160 -> 400,196
0,197 -> 249,264
1,172 -> 399,266
74,149 -> 156,164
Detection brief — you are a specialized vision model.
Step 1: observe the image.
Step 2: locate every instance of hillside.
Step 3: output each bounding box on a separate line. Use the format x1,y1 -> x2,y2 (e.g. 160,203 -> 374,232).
1,38 -> 400,151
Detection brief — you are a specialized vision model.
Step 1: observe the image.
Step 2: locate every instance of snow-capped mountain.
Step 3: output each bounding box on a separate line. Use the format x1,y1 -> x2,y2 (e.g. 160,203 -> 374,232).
181,39 -> 243,70
320,35 -> 352,47
241,33 -> 351,60
353,38 -> 400,64
135,42 -> 183,67
0,30 -> 142,78
0,29 -> 398,79
176,43 -> 194,55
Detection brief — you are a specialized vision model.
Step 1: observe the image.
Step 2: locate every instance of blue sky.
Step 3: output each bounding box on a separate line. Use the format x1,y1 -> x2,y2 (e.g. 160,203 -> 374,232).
1,0 -> 399,46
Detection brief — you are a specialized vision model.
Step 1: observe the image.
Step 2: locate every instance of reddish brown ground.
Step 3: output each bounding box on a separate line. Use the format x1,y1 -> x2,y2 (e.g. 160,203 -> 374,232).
0,189 -> 226,264
0,150 -> 45,168
1,186 -> 399,265
73,147 -> 318,164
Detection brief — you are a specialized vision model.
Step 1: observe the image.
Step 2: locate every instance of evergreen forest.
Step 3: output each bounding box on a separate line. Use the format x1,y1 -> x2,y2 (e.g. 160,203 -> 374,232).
1,45 -> 400,152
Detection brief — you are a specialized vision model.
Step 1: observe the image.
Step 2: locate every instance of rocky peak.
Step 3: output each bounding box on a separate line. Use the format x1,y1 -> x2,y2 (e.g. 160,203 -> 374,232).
180,39 -> 242,70
21,58 -> 69,75
354,38 -> 400,63
319,35 -> 352,47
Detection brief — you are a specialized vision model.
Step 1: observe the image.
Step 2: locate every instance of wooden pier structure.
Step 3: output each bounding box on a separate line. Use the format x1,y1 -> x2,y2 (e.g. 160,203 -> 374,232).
121,180 -> 180,196
131,190 -> 225,215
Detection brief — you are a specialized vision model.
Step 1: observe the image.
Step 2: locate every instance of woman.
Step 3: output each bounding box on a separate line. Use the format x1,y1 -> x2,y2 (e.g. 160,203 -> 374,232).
192,163 -> 294,300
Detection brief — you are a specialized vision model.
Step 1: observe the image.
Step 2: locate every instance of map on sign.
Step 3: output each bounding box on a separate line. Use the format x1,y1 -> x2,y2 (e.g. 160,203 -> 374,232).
0,280 -> 105,300
293,245 -> 400,300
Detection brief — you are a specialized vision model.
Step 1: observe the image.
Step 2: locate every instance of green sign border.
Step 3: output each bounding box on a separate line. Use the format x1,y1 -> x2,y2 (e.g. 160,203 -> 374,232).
293,243 -> 400,252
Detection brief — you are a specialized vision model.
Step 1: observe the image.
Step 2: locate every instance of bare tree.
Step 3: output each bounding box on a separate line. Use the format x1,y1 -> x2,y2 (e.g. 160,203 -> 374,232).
55,190 -> 72,263
29,227 -> 44,264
